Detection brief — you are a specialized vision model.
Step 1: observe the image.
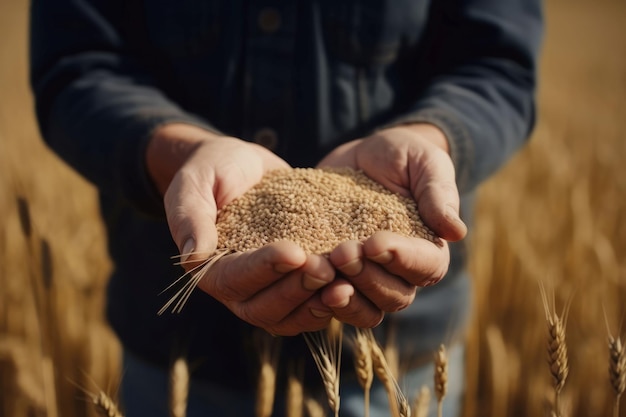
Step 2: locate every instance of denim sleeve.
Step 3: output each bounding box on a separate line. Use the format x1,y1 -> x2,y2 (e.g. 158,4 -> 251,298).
384,0 -> 543,194
29,0 -> 219,216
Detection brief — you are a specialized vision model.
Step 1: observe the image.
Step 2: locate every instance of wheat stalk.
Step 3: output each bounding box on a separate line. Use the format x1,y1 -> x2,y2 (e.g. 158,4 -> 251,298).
603,307 -> 625,417
169,356 -> 189,417
352,327 -> 374,417
413,385 -> 431,417
92,390 -> 124,417
286,360 -> 304,417
540,283 -> 570,417
255,330 -> 280,417
364,328 -> 410,417
303,321 -> 343,417
434,344 -> 448,417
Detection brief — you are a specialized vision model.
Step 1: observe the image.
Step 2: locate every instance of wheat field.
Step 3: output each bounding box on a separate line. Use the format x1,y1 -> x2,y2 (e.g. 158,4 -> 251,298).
1,1 -> 625,416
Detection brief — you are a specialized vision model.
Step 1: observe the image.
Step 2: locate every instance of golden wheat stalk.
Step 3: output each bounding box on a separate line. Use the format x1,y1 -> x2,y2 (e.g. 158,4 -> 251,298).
603,307 -> 625,417
352,327 -> 374,417
413,385 -> 431,417
608,334 -> 625,417
255,330 -> 280,417
364,328 -> 410,417
286,360 -> 304,417
92,390 -> 124,417
169,356 -> 189,417
539,283 -> 570,417
303,321 -> 343,417
434,344 -> 448,417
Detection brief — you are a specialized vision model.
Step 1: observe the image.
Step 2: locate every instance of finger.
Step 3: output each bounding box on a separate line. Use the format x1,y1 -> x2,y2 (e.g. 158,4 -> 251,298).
265,296 -> 335,336
234,253 -> 335,328
198,241 -> 308,301
328,240 -> 416,311
363,231 -> 450,286
411,147 -> 467,241
320,278 -> 384,328
164,168 -> 218,270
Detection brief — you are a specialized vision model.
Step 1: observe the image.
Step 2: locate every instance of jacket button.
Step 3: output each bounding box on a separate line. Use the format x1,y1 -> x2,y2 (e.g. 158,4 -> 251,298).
253,128 -> 279,151
258,8 -> 281,33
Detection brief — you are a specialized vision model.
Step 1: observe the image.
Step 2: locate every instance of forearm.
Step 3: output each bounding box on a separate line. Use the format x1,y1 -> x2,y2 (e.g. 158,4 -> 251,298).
386,0 -> 543,193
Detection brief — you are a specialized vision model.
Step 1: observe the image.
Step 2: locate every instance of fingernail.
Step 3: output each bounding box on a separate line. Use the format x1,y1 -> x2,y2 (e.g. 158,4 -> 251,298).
367,251 -> 393,264
338,259 -> 363,276
275,263 -> 297,273
310,308 -> 333,318
303,274 -> 329,291
180,238 -> 195,263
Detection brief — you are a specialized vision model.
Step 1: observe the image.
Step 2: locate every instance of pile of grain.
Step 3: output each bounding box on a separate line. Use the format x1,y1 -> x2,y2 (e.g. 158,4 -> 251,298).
215,167 -> 439,255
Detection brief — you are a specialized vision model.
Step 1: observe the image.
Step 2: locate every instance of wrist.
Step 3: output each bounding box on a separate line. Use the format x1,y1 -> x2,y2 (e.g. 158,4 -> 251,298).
146,123 -> 222,195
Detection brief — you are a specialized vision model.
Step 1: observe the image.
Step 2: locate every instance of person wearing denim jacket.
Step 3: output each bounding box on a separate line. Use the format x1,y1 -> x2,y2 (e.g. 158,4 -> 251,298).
30,1 -> 543,416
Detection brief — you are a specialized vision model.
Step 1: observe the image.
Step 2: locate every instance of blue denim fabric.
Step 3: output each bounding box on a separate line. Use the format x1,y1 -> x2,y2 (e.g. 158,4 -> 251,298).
122,344 -> 464,417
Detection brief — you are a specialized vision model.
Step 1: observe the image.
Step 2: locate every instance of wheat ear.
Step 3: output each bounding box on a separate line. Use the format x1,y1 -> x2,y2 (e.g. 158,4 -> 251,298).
93,390 -> 124,417
352,328 -> 374,417
434,344 -> 448,417
603,307 -> 625,417
169,357 -> 189,417
303,321 -> 343,417
364,328 -> 410,417
539,283 -> 570,417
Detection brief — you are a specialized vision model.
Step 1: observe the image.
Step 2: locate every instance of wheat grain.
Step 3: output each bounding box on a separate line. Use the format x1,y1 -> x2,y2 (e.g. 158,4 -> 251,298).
608,334 -> 625,417
215,167 -> 440,255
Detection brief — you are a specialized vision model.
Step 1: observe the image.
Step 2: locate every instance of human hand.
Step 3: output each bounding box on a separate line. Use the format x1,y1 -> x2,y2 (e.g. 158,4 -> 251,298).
315,124 -> 467,327
147,123 -> 337,335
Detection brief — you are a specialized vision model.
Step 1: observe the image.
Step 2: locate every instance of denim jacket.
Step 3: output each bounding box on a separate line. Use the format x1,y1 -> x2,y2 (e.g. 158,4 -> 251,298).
30,0 -> 543,390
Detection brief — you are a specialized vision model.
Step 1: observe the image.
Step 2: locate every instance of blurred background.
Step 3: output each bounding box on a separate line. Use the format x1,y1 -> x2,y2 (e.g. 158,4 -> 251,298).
1,0 -> 625,416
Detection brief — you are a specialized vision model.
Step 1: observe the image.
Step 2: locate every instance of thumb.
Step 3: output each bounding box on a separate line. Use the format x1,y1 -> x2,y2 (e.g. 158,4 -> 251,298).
413,150 -> 467,242
164,170 -> 218,270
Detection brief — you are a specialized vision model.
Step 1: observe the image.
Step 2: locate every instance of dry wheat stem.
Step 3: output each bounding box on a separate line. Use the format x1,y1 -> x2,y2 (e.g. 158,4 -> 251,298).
608,335 -> 625,417
303,324 -> 343,417
169,357 -> 189,417
159,249 -> 232,314
539,283 -> 570,417
365,328 -> 408,417
255,331 -> 280,417
286,361 -> 304,417
352,327 -> 374,417
434,344 -> 448,417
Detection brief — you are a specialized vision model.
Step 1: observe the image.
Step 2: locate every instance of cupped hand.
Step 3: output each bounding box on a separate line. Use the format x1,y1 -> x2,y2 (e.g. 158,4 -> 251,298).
147,123 -> 337,334
315,124 -> 467,327
196,241 -> 337,335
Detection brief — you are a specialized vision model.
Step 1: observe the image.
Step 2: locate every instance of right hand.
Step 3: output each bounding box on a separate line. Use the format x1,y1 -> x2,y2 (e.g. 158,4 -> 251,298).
147,123 -> 338,335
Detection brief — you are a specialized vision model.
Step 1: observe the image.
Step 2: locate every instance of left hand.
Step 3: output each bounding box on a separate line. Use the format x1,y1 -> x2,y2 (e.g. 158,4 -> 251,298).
315,124 -> 467,328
